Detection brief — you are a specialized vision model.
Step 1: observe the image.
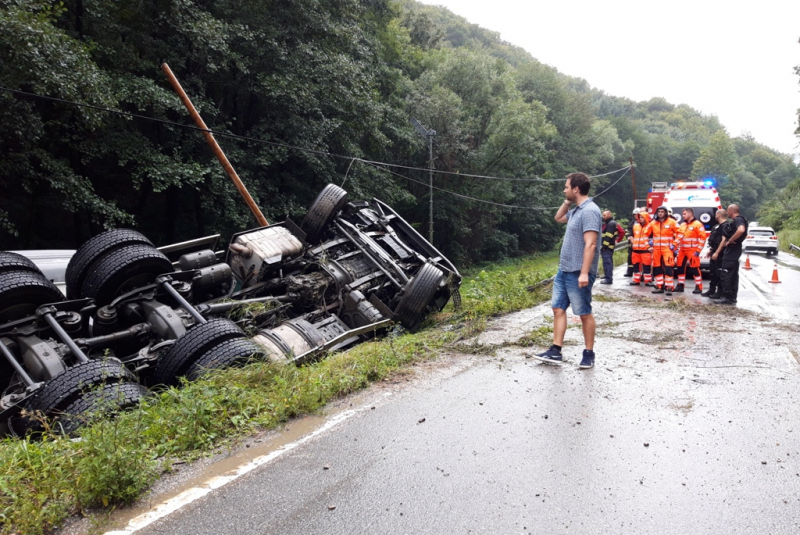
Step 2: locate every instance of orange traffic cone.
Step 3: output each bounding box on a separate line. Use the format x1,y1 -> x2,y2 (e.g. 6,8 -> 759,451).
768,263 -> 781,283
743,255 -> 752,270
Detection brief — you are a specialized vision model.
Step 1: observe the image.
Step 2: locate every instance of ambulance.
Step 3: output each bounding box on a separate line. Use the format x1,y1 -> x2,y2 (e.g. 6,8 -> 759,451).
661,180 -> 722,231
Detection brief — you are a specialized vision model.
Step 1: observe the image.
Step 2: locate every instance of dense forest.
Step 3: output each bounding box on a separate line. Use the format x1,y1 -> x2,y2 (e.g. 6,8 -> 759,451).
1,0 -> 799,265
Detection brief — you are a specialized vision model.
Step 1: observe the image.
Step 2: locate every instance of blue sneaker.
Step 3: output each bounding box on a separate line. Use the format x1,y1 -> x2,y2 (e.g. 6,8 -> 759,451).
579,350 -> 595,369
530,346 -> 563,365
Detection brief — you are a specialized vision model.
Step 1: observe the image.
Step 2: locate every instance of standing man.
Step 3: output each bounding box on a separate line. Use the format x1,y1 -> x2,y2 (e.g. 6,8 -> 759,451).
629,209 -> 653,286
716,204 -> 748,305
645,206 -> 679,295
702,209 -> 729,298
674,208 -> 706,293
531,172 -> 601,369
600,210 -> 618,284
624,209 -> 638,277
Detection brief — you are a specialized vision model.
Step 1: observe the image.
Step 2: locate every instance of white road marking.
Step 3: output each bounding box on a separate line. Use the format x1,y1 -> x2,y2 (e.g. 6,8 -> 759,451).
104,398 -> 383,535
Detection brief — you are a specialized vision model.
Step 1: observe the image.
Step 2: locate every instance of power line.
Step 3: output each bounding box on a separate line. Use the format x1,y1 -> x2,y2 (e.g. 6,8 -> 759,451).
362,161 -> 631,211
1,86 -> 629,185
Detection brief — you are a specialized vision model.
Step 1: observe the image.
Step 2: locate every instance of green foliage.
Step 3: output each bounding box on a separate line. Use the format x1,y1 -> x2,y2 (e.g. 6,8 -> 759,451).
1,0 -> 798,261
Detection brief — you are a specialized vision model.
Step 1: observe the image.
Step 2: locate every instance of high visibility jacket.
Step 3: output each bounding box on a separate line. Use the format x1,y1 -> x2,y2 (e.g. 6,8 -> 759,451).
677,219 -> 707,255
645,217 -> 679,249
631,220 -> 651,251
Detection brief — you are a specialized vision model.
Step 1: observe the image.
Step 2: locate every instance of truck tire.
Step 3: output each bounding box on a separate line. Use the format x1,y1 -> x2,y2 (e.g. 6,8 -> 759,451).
57,382 -> 149,435
154,318 -> 245,385
0,270 -> 64,322
0,251 -> 42,276
66,229 -> 154,299
80,244 -> 173,305
394,263 -> 444,330
185,338 -> 268,381
18,359 -> 136,435
300,184 -> 348,244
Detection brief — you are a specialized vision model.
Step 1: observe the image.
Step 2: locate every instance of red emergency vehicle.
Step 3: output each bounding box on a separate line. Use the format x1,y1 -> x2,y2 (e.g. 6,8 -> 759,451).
645,181 -> 721,231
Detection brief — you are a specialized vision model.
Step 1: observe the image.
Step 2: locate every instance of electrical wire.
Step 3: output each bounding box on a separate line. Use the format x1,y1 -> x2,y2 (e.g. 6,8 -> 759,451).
1,85 -> 629,185
593,166 -> 631,199
363,161 -> 562,211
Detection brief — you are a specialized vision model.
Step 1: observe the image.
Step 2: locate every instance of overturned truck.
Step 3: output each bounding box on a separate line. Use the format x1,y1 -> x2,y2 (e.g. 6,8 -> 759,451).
0,184 -> 460,436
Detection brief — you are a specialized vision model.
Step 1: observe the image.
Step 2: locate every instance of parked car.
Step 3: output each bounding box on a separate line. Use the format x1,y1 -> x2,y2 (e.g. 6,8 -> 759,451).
743,226 -> 780,256
0,184 -> 461,436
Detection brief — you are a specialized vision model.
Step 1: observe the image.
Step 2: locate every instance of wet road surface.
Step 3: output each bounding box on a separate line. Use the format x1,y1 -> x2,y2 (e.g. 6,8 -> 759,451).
103,256 -> 800,535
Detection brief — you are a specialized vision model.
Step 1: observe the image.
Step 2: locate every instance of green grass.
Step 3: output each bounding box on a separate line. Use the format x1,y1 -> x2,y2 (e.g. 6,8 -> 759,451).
0,253 -> 558,535
777,228 -> 800,255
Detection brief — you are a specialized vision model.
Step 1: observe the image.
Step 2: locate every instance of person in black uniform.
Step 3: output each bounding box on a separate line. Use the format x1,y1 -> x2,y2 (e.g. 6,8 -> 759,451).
599,210 -> 618,284
715,204 -> 748,304
624,209 -> 638,277
702,209 -> 729,298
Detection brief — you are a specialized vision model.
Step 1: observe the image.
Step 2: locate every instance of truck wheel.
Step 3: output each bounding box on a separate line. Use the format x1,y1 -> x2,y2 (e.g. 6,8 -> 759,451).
185,338 -> 268,381
0,270 -> 64,322
80,244 -> 173,305
66,229 -> 154,299
394,263 -> 444,330
57,382 -> 149,435
18,359 -> 136,435
300,184 -> 348,245
154,318 -> 245,385
0,251 -> 42,276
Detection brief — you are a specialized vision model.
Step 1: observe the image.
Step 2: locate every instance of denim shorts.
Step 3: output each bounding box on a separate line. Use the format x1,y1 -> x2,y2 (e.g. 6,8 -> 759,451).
551,270 -> 596,316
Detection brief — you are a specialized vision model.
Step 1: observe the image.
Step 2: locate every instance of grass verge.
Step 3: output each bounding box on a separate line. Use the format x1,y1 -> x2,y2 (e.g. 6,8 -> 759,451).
0,253 -> 558,535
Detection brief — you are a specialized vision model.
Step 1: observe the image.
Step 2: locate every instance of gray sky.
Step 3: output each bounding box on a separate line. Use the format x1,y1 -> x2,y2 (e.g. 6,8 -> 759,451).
418,0 -> 800,157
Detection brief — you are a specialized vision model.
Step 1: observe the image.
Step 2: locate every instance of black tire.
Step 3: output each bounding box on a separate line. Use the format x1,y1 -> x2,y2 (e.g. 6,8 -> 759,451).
0,251 -> 42,276
56,382 -> 149,435
185,338 -> 268,381
80,243 -> 173,304
300,184 -> 348,244
18,360 -> 136,435
394,263 -> 444,330
0,270 -> 64,322
154,318 -> 245,385
66,229 -> 154,299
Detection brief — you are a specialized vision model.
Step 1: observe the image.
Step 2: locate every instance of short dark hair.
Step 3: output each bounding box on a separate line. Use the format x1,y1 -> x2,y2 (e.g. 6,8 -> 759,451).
565,172 -> 591,195
683,207 -> 694,216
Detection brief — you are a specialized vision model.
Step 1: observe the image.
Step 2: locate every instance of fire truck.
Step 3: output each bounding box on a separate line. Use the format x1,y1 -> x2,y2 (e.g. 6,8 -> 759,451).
644,180 -> 722,231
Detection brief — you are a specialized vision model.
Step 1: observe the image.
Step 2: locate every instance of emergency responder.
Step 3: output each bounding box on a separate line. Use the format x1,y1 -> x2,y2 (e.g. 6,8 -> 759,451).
702,209 -> 728,298
645,206 -> 679,295
714,203 -> 748,304
674,208 -> 707,293
624,209 -> 638,277
600,210 -> 618,284
629,209 -> 653,286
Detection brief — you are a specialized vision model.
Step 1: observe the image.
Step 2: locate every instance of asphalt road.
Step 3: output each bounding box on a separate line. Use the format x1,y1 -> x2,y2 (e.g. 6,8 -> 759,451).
100,253 -> 800,535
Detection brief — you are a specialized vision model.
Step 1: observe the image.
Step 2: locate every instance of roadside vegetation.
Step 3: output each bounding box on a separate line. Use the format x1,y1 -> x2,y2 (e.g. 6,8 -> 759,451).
0,253 -> 557,535
2,0 -> 798,266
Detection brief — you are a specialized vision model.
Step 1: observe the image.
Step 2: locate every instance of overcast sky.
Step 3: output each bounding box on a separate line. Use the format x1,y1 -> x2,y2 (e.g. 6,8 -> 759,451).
418,0 -> 800,157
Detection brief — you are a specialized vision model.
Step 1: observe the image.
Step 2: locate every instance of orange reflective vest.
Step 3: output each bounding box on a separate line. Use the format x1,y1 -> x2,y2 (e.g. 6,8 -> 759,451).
631,220 -> 650,251
645,217 -> 679,249
677,219 -> 707,255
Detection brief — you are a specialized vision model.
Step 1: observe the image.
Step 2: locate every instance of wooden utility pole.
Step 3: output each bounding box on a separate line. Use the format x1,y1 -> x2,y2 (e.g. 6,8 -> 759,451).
630,156 -> 637,207
161,63 -> 269,227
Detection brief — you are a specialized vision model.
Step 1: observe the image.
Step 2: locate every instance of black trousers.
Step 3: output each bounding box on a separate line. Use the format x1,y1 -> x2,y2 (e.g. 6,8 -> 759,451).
708,255 -> 722,293
719,245 -> 742,299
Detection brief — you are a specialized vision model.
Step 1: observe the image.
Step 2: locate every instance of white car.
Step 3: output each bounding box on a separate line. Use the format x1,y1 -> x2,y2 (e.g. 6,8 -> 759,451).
743,226 -> 780,256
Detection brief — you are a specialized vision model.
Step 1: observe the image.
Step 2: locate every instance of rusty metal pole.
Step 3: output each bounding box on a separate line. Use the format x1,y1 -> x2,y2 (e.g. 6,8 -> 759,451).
160,63 -> 268,227
630,156 -> 637,208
